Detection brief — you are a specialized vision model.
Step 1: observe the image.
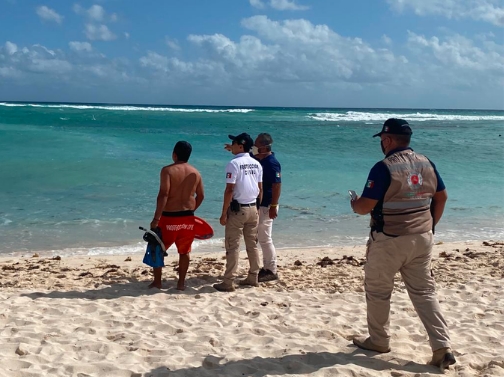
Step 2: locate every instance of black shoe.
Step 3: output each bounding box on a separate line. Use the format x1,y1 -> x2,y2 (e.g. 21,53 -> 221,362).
258,268 -> 267,278
258,269 -> 278,282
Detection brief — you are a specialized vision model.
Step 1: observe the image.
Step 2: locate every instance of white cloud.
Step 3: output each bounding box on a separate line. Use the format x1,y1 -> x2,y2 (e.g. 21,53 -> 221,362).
182,16 -> 405,86
74,4 -> 117,22
382,35 -> 392,45
270,0 -> 309,11
400,30 -> 504,106
32,44 -> 56,56
72,4 -> 118,42
28,59 -> 72,74
0,42 -> 137,92
407,31 -> 504,72
139,52 -> 170,72
85,24 -> 116,41
69,41 -> 92,52
139,51 -> 226,89
250,0 -> 308,11
142,53 -> 197,73
5,41 -> 18,55
73,4 -> 83,14
84,64 -> 117,78
187,33 -> 277,69
0,66 -> 21,78
0,43 -> 72,76
36,5 -> 63,24
87,5 -> 105,22
474,31 -> 495,42
387,0 -> 504,26
165,37 -> 180,51
124,32 -> 130,39
250,0 -> 266,9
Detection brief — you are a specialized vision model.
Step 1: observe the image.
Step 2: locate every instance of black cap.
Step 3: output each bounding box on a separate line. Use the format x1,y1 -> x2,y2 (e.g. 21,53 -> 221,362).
228,133 -> 253,149
373,118 -> 413,138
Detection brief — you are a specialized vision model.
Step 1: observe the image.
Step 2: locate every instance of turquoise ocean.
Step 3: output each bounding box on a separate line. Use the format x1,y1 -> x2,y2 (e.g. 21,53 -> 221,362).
1,102 -> 503,257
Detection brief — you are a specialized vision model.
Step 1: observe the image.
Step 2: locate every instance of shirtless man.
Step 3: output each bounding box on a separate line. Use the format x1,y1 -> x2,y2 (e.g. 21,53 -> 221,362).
149,141 -> 205,290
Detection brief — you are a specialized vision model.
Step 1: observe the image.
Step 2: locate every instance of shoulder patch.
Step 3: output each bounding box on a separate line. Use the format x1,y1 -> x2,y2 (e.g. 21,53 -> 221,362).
226,172 -> 232,179
366,180 -> 374,188
275,172 -> 281,178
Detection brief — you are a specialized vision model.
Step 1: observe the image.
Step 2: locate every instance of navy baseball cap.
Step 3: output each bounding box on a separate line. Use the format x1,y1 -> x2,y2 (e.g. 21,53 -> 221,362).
228,133 -> 253,149
373,118 -> 413,138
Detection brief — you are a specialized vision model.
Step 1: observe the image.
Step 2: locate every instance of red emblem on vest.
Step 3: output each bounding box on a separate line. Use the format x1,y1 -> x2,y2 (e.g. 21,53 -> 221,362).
407,172 -> 423,190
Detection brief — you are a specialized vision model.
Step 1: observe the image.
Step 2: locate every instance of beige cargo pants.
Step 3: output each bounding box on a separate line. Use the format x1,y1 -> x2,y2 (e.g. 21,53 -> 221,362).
365,230 -> 451,351
223,206 -> 260,284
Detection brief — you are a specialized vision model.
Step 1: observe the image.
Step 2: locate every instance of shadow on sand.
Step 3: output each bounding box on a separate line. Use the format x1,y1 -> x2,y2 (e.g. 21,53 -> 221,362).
20,275 -> 222,300
145,351 -> 441,376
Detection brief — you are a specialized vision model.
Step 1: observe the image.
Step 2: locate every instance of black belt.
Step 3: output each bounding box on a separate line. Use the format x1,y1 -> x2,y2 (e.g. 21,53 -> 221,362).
239,203 -> 256,207
162,210 -> 194,217
371,227 -> 398,238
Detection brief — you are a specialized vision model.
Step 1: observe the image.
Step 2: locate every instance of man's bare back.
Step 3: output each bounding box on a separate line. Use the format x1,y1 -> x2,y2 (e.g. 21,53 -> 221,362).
149,141 -> 205,291
161,162 -> 203,212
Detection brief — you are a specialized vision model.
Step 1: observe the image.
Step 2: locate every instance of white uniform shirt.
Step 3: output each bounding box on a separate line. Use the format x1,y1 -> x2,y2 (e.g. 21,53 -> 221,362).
225,153 -> 263,204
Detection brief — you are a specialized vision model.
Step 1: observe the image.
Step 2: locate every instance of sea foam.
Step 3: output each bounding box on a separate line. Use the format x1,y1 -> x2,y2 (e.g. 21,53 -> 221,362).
0,102 -> 254,113
307,111 -> 504,122
16,237 -> 226,258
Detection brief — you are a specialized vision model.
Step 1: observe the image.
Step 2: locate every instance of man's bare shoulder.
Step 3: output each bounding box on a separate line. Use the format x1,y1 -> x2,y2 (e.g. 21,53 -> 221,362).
163,163 -> 201,175
185,163 -> 201,174
160,164 -> 175,176
161,163 -> 176,171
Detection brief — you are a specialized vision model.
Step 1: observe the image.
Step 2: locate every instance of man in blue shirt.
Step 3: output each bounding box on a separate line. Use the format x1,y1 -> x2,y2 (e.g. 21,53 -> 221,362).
350,119 -> 455,370
252,133 -> 282,282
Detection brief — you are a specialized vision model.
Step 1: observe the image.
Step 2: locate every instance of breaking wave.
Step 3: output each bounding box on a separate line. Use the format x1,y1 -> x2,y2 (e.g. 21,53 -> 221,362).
0,102 -> 254,113
307,111 -> 504,122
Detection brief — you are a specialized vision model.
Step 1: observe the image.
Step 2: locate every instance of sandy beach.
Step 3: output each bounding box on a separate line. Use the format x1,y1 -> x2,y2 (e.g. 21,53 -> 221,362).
0,240 -> 503,377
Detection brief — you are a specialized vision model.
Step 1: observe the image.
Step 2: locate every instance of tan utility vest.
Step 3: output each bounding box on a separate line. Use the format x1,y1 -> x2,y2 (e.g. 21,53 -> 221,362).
370,149 -> 437,236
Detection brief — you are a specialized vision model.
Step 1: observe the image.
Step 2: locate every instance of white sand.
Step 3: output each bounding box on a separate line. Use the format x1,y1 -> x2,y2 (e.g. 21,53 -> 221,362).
0,240 -> 503,376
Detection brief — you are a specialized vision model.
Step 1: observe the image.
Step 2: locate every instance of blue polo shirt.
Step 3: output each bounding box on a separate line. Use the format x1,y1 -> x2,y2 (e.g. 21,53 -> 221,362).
254,153 -> 281,207
362,147 -> 445,200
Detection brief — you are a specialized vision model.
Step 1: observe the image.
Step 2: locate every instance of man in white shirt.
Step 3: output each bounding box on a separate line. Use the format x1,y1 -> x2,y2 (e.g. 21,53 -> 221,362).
213,133 -> 263,292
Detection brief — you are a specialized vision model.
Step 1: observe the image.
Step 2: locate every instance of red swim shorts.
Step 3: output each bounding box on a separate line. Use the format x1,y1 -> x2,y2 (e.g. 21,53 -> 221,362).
158,213 -> 195,255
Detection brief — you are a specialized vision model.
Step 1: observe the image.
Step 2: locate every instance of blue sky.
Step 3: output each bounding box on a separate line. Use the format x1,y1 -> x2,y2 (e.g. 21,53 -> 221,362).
1,0 -> 503,109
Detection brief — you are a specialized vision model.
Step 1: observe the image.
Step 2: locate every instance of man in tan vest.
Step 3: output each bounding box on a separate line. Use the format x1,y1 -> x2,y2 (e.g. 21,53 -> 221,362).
350,118 -> 455,371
